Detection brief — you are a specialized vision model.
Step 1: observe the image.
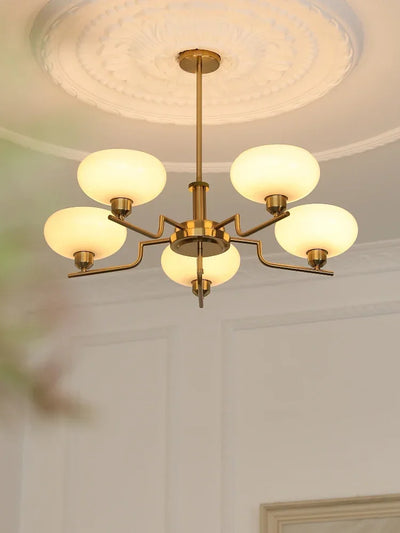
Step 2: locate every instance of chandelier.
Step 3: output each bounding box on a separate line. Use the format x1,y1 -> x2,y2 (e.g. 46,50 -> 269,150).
44,49 -> 358,308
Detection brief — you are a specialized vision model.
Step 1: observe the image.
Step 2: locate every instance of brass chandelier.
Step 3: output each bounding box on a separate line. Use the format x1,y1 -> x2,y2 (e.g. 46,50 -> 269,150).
44,49 -> 358,308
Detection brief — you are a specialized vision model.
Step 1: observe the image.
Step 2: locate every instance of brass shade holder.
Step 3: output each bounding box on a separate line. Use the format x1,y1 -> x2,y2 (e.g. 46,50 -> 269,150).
192,279 -> 211,299
111,197 -> 133,219
265,194 -> 288,216
68,49 -> 334,308
307,248 -> 328,270
74,251 -> 94,272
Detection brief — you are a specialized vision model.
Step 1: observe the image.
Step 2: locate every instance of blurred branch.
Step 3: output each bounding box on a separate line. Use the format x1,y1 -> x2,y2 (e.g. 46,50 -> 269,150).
0,225 -> 86,420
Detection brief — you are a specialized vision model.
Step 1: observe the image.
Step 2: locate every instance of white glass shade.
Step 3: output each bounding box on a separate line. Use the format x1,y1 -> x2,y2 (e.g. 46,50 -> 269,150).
230,144 -> 320,203
161,245 -> 240,287
275,203 -> 358,258
44,207 -> 127,259
77,149 -> 167,206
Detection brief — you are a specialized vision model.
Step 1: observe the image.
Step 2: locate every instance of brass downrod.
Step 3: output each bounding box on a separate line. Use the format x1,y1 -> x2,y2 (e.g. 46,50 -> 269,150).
196,54 -> 202,182
189,181 -> 209,220
178,50 -> 221,221
190,54 -> 208,221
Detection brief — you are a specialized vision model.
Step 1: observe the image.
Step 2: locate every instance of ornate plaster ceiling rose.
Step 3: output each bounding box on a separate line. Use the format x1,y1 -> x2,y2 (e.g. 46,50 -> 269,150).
32,0 -> 360,125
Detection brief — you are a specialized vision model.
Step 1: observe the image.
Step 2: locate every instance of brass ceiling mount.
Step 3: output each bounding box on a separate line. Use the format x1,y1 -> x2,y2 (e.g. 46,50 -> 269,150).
178,49 -> 221,74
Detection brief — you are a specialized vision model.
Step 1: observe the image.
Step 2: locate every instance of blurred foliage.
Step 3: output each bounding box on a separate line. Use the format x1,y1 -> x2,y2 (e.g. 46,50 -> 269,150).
0,141 -> 85,420
0,238 -> 85,418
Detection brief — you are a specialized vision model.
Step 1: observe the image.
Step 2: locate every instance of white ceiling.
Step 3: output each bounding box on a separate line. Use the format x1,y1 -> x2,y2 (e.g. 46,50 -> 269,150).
1,0 -> 399,273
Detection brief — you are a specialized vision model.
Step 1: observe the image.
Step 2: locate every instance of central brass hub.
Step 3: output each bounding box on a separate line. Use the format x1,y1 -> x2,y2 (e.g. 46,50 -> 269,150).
170,220 -> 230,257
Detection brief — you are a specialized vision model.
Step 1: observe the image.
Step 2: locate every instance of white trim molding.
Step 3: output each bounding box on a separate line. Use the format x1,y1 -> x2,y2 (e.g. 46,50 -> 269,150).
260,494 -> 400,533
1,125 -> 400,169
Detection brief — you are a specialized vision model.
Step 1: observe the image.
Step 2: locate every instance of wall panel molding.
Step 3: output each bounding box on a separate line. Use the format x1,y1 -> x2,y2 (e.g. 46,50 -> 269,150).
19,325 -> 181,533
220,300 -> 400,533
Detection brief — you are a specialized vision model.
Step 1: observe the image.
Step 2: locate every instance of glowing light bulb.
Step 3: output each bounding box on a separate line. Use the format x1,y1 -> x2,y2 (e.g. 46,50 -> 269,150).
78,149 -> 166,206
275,204 -> 358,258
161,245 -> 241,286
230,144 -> 320,203
44,207 -> 127,259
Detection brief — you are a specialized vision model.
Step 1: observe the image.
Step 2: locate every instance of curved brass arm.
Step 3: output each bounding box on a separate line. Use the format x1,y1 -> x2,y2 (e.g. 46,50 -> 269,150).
108,214 -> 185,239
68,238 -> 170,278
214,211 -> 289,237
230,237 -> 334,276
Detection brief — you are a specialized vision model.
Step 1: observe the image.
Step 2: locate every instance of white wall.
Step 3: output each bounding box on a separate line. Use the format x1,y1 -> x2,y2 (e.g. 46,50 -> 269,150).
9,239 -> 400,533
0,421 -> 23,533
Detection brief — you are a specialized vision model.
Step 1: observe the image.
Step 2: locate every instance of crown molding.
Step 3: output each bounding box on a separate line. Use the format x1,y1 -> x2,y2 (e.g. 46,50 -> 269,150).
314,126 -> 400,161
1,125 -> 400,170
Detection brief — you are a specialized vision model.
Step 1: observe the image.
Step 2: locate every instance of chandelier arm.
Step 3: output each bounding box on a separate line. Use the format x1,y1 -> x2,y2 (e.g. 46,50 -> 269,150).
108,214 -> 185,238
214,211 -> 289,237
67,238 -> 170,278
230,237 -> 334,276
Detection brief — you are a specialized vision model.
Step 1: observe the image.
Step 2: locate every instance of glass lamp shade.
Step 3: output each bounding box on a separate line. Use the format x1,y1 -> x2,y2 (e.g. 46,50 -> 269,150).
274,204 -> 358,258
230,144 -> 320,203
44,207 -> 127,259
77,149 -> 167,206
161,245 -> 240,287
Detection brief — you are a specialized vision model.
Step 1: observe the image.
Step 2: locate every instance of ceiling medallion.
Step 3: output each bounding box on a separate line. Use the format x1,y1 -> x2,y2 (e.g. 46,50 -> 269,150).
44,49 -> 358,308
32,0 -> 360,124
